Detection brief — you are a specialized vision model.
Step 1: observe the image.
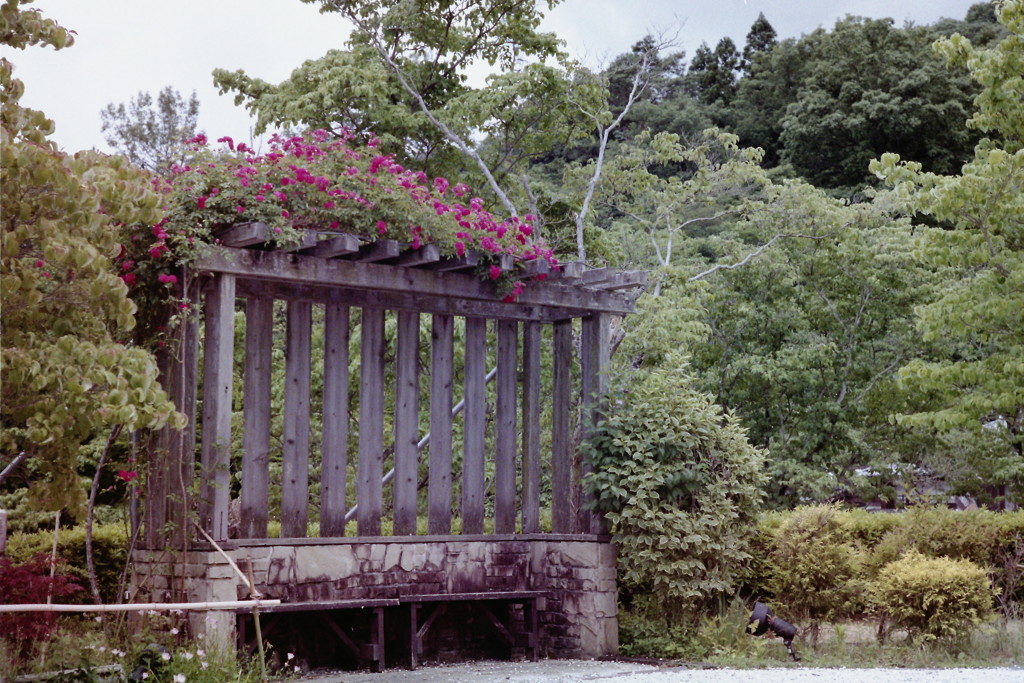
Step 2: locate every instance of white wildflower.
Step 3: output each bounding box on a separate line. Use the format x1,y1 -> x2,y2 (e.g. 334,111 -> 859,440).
286,652 -> 295,661
200,661 -> 209,670
141,673 -> 149,681
173,675 -> 186,683
196,649 -> 205,657
170,627 -> 179,635
161,652 -> 171,661
294,666 -> 301,674
180,652 -> 194,660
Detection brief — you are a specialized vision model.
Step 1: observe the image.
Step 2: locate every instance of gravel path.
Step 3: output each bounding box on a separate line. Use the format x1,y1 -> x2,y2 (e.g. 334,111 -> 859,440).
306,660 -> 1024,683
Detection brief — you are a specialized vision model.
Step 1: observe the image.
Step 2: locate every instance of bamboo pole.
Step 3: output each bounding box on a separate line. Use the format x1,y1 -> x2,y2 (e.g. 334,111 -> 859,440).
0,599 -> 281,613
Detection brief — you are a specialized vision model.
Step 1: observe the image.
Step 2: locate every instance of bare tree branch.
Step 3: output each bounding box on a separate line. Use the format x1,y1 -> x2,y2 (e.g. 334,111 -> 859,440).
688,233 -> 825,282
343,12 -> 521,217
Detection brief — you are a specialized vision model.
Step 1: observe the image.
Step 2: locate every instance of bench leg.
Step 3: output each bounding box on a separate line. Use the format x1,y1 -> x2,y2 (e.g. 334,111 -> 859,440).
525,598 -> 539,661
372,606 -> 386,673
409,602 -> 418,669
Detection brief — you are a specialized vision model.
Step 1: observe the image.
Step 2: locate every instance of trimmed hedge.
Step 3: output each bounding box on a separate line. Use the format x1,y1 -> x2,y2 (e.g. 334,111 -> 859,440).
745,505 -> 1024,621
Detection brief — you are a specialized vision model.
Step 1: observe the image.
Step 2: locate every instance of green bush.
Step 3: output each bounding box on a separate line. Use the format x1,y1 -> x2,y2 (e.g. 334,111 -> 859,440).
765,504 -> 862,633
5,523 -> 128,603
583,357 -> 767,615
868,551 -> 995,642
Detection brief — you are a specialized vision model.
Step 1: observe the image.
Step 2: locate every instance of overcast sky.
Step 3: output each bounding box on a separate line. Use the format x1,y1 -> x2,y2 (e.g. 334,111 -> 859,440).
3,0 -> 978,155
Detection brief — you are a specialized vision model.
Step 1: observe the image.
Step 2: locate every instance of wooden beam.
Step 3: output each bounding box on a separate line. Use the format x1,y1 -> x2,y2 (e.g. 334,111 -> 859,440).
197,249 -> 636,315
320,303 -> 350,537
282,232 -> 319,252
550,319 -> 572,534
516,259 -> 550,278
521,321 -> 541,534
545,262 -> 584,281
580,313 -> 610,535
235,278 -> 559,322
390,243 -> 441,267
575,268 -> 615,287
495,320 -> 518,534
352,239 -> 400,263
428,314 -> 454,535
218,222 -> 269,248
305,233 -> 360,259
199,273 -> 235,540
241,297 -> 272,539
425,252 -> 479,272
282,300 -> 312,538
587,270 -> 648,291
393,310 -> 420,536
461,317 -> 487,535
357,307 -> 386,536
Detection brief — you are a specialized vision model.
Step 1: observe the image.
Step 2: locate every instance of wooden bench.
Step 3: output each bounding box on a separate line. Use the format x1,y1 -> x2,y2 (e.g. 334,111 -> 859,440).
400,591 -> 545,668
235,598 -> 398,672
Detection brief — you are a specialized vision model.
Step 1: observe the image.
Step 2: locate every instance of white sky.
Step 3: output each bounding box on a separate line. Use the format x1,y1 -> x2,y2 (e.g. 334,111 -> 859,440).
2,0 -> 978,155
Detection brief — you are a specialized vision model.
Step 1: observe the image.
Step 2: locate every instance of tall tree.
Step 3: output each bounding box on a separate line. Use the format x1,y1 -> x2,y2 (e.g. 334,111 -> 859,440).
1,0 -> 178,514
741,12 -> 777,73
686,38 -> 740,106
872,0 -> 1024,489
100,86 -> 200,175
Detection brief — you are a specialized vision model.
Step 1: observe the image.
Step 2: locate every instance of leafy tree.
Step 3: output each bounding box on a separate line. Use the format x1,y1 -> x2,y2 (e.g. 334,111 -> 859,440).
1,0 -> 178,515
779,17 -> 979,191
583,354 -> 767,612
871,0 -> 1024,477
684,181 -> 938,504
100,85 -> 201,175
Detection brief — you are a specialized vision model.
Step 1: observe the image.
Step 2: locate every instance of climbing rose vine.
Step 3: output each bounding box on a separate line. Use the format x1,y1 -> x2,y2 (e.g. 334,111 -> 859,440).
117,129 -> 558,330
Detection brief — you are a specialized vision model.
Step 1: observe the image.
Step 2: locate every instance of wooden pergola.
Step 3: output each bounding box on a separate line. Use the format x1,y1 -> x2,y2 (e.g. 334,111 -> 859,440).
145,223 -> 645,547
134,224 -> 645,665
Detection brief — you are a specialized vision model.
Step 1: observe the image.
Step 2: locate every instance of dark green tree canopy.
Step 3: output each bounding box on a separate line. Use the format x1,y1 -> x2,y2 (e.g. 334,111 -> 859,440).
741,11 -> 778,72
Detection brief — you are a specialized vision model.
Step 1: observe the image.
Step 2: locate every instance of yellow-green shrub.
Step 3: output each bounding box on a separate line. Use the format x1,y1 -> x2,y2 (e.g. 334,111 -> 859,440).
868,552 -> 994,642
765,504 -> 862,627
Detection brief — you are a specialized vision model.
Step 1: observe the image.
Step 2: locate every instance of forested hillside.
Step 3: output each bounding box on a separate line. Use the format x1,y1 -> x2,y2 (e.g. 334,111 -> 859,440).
3,0 -> 1021,543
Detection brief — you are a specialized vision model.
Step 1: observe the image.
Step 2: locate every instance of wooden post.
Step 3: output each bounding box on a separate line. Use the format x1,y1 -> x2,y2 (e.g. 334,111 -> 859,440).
281,300 -> 312,538
200,273 -> 235,541
461,318 -> 487,535
521,321 -> 541,534
357,307 -> 386,536
394,311 -> 420,536
320,304 -> 350,537
580,313 -> 610,534
428,314 -> 454,534
551,319 -> 573,534
495,320 -> 518,534
241,297 -> 272,539
148,313 -> 198,550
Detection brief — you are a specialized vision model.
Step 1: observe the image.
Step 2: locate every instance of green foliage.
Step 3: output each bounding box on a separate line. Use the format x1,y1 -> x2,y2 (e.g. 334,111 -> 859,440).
872,1 -> 1024,474
6,523 -> 129,604
1,2 -> 178,515
869,551 -> 995,642
100,86 -> 201,175
765,505 -> 862,628
582,354 -> 766,610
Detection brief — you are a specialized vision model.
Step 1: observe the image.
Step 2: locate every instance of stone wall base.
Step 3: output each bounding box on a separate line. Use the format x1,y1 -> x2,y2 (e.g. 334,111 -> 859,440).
131,536 -> 617,663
